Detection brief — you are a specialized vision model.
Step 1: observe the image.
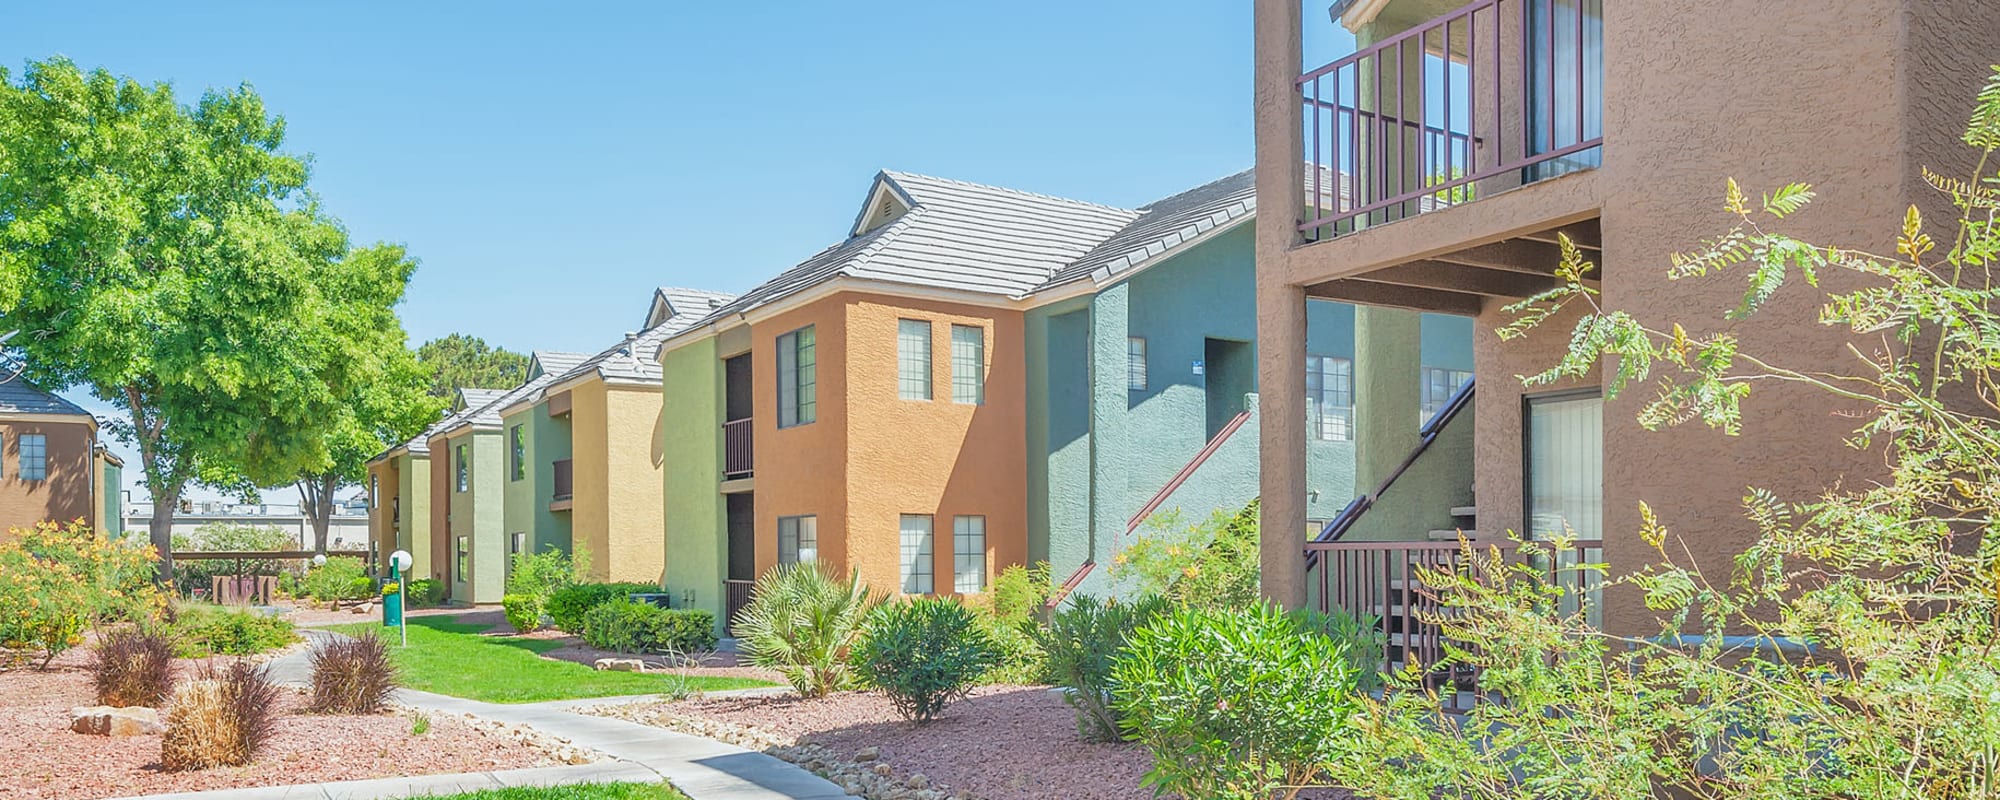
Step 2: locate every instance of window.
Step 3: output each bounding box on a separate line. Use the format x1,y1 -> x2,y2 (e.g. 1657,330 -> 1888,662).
509,424 -> 525,481
899,514 -> 934,594
953,515 -> 986,593
18,434 -> 46,481
455,536 -> 469,582
898,319 -> 932,400
1421,367 -> 1474,421
778,515 -> 818,564
1526,392 -> 1603,541
950,325 -> 984,405
510,532 -> 527,558
1127,337 -> 1148,391
777,326 -> 817,427
1306,356 -> 1354,441
455,444 -> 469,491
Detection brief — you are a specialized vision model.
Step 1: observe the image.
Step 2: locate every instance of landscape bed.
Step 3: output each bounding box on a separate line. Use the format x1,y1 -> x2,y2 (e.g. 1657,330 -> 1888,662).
0,650 -> 575,800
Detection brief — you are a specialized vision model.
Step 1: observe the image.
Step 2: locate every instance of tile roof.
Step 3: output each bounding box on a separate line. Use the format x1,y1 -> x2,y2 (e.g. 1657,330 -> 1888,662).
0,378 -> 91,417
663,171 -> 1142,340
542,287 -> 739,388
456,388 -> 509,412
1037,168 -> 1258,291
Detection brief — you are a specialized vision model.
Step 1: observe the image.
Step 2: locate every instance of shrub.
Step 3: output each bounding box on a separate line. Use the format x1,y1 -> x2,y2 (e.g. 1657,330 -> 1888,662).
1113,500 -> 1260,611
547,581 -> 661,634
581,600 -> 717,654
736,563 -> 879,698
499,547 -> 579,632
1111,603 -> 1362,800
161,661 -> 282,771
856,598 -> 1001,724
302,556 -> 372,606
404,578 -> 446,608
169,523 -> 294,598
0,520 -> 163,667
1034,593 -> 1169,741
92,630 -> 177,707
963,563 -> 1052,684
172,605 -> 298,657
1287,607 -> 1386,691
308,633 -> 398,714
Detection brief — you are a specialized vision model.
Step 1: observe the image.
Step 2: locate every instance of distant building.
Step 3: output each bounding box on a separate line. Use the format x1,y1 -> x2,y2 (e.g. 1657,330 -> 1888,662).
123,500 -> 370,552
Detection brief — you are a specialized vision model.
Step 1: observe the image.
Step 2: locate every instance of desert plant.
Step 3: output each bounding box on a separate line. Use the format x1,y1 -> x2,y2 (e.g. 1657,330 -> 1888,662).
499,547 -> 579,632
1113,499 -> 1260,611
580,601 -> 717,654
404,578 -> 446,608
161,661 -> 282,771
963,563 -> 1052,684
735,563 -> 880,698
0,520 -> 163,666
91,630 -> 177,707
1322,69 -> 2000,800
1034,593 -> 1169,741
1111,602 -> 1363,800
856,598 -> 1001,723
308,633 -> 398,714
171,604 -> 299,657
547,581 -> 661,633
301,556 -> 372,607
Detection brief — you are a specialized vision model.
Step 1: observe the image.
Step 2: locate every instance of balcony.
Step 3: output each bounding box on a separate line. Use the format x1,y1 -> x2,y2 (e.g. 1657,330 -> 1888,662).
551,458 -> 573,507
722,418 -> 754,480
1297,0 -> 1602,239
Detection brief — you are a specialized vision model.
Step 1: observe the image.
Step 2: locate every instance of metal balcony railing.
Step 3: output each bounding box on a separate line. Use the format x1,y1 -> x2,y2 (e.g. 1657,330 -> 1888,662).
551,458 -> 573,502
1298,0 -> 1603,237
722,418 -> 754,479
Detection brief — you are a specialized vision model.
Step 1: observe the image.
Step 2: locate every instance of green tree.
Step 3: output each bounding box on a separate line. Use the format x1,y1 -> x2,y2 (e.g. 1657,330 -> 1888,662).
1328,67 -> 2000,799
0,58 -> 408,579
415,333 -> 528,398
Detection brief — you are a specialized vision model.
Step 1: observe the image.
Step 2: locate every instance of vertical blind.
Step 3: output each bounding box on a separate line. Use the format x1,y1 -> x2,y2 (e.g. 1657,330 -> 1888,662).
1527,393 -> 1602,541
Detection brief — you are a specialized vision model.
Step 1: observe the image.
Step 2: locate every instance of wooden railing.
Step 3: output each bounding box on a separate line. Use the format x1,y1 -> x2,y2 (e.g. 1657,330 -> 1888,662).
1306,537 -> 1603,711
1046,408 -> 1255,610
722,418 -> 754,479
1297,0 -> 1603,236
551,458 -> 573,502
723,578 -> 755,635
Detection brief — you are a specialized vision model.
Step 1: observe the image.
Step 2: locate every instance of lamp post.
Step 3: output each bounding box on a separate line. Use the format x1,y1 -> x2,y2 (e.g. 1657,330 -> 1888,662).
386,550 -> 413,646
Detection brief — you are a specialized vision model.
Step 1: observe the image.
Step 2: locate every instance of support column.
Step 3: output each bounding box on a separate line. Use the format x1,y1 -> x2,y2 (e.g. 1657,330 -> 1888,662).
1254,0 -> 1306,609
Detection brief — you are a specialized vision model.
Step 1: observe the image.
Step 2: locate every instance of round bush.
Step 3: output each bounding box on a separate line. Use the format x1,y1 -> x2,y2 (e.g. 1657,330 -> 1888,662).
856,598 -> 1000,724
547,582 -> 660,634
404,578 -> 446,608
501,593 -> 541,633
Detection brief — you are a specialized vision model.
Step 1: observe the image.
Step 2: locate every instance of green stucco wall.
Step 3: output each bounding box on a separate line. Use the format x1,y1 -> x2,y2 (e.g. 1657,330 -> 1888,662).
1344,307 -> 1478,542
101,461 -> 122,538
502,402 -> 573,561
447,430 -> 508,604
659,336 -> 728,629
398,454 -> 432,579
1026,224 -> 1364,598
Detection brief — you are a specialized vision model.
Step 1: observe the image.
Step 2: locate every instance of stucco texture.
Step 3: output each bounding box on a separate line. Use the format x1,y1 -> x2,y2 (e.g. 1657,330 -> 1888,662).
567,380 -> 668,585
660,336 -> 728,621
0,419 -> 99,539
433,428 -> 506,604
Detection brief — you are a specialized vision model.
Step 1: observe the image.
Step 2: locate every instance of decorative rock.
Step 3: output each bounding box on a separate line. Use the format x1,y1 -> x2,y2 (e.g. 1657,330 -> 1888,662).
872,763 -> 894,777
855,745 -> 880,762
593,658 -> 647,672
907,774 -> 929,790
68,705 -> 164,736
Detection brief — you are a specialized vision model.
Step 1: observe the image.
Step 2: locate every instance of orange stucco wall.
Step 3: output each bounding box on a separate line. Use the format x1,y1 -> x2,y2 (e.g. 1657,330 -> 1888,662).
750,290 -> 1027,596
0,418 -> 99,540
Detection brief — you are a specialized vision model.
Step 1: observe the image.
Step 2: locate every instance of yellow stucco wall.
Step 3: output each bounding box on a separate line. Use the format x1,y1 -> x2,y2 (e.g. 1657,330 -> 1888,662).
568,377 -> 668,585
571,379 -> 612,579
368,458 -> 399,574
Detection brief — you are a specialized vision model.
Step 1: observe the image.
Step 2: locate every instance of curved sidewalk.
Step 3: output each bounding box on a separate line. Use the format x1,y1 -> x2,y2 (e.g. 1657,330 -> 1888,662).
123,633 -> 844,800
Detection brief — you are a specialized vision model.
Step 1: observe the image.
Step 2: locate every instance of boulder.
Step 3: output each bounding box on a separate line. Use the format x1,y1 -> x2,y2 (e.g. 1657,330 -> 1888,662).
69,706 -> 164,736
855,745 -> 880,762
593,657 -> 646,672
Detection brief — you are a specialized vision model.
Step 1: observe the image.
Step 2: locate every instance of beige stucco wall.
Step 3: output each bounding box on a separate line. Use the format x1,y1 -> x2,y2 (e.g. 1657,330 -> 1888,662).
0,418 -> 98,539
568,379 -> 667,585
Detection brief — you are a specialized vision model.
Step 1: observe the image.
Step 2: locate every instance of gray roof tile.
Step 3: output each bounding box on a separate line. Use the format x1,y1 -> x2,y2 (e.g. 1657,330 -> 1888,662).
0,379 -> 90,417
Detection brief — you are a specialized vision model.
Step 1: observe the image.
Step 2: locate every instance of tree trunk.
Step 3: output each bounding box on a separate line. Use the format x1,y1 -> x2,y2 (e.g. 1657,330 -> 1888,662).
149,489 -> 178,584
299,474 -> 338,555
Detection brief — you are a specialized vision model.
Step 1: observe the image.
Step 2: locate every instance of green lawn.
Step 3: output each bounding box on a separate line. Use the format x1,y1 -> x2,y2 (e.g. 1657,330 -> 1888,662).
331,615 -> 773,703
417,782 -> 687,799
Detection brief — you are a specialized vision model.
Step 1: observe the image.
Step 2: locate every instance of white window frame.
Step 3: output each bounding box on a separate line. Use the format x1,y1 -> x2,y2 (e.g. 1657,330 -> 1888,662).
1421,366 -> 1474,421
952,515 -> 986,593
950,324 -> 984,405
899,514 -> 934,594
1127,337 -> 1148,391
17,433 -> 45,481
898,319 -> 933,401
778,326 -> 817,427
778,515 -> 818,564
1306,355 -> 1354,442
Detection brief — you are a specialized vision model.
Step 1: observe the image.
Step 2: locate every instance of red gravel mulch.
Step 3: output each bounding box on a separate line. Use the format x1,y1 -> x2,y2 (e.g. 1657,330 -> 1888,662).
0,652 -> 563,800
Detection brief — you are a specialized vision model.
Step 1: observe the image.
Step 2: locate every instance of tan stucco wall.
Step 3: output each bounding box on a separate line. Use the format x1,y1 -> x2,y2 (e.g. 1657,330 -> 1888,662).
568,378 -> 668,585
0,418 -> 98,539
751,297 -> 850,582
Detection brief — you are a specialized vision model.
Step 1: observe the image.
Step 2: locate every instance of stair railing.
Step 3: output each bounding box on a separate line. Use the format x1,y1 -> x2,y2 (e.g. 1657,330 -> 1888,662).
1305,377 -> 1475,565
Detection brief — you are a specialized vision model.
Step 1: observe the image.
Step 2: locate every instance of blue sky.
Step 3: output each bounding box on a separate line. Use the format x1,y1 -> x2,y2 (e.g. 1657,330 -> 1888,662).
5,2 -> 1354,501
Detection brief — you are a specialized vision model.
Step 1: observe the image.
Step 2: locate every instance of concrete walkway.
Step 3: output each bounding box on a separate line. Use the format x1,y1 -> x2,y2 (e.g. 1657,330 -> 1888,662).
124,633 -> 844,800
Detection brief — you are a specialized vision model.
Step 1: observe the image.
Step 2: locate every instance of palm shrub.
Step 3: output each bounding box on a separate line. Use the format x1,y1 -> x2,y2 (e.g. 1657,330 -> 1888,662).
1034,593 -> 1170,741
856,598 -> 1001,723
308,633 -> 398,714
1323,69 -> 2000,800
734,563 -> 879,698
161,661 -> 282,771
1111,603 -> 1362,800
92,630 -> 177,707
